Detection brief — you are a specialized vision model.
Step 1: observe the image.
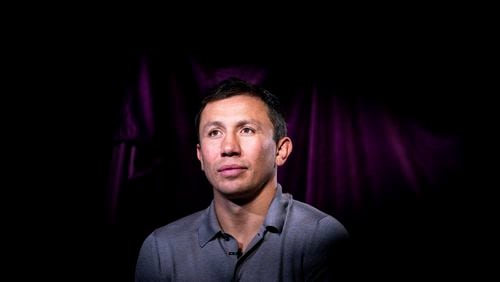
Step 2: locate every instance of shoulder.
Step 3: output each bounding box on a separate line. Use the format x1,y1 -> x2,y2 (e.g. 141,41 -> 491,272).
288,199 -> 349,239
150,209 -> 207,240
288,199 -> 337,224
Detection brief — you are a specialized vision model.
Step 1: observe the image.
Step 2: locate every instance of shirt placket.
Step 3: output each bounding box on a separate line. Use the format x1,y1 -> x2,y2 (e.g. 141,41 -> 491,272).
232,227 -> 268,281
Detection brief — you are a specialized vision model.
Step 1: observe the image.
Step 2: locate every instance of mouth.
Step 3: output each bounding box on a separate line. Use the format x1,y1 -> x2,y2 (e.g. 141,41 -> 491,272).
217,165 -> 247,177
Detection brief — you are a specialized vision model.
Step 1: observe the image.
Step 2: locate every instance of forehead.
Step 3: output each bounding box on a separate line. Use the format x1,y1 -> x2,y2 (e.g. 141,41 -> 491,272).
201,95 -> 270,122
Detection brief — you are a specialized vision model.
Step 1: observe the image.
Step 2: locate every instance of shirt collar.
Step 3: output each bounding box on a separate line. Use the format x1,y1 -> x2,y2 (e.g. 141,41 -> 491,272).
198,201 -> 222,248
263,183 -> 290,233
197,183 -> 291,248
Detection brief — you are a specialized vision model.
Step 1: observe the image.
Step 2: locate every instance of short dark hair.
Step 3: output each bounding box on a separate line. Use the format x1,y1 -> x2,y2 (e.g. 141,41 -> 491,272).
195,77 -> 287,143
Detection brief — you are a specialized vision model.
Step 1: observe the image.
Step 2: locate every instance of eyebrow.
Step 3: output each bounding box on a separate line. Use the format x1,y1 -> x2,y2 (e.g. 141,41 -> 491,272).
201,121 -> 224,132
201,119 -> 261,132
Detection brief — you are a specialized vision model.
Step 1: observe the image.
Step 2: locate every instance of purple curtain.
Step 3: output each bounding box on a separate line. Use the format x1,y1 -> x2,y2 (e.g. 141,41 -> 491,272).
103,51 -> 467,280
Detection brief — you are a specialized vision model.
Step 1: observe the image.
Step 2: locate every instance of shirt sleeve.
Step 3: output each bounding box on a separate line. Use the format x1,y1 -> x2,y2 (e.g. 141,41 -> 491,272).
135,233 -> 166,282
304,216 -> 351,282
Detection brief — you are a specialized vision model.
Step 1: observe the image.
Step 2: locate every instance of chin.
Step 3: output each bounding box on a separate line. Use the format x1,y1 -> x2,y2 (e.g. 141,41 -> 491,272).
217,185 -> 247,197
216,184 -> 260,204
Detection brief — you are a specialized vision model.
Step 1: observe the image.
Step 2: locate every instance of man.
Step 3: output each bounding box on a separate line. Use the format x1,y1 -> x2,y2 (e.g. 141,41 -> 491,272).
135,77 -> 350,281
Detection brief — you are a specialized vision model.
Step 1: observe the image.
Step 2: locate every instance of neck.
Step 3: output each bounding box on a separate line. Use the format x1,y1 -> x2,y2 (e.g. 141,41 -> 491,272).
214,184 -> 277,251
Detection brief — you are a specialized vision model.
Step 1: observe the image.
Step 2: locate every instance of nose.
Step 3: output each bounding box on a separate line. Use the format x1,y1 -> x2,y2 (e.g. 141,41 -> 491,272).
221,133 -> 241,157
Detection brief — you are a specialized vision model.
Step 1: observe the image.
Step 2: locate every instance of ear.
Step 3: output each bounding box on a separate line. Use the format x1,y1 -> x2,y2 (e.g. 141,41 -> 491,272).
196,144 -> 205,171
275,137 -> 293,166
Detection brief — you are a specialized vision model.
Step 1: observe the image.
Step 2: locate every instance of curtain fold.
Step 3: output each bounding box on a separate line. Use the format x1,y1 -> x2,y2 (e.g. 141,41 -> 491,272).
108,54 -> 464,226
104,52 -> 466,280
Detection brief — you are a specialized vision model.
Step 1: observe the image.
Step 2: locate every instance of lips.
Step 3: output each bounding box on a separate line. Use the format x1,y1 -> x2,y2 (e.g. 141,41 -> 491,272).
217,165 -> 246,172
217,165 -> 247,177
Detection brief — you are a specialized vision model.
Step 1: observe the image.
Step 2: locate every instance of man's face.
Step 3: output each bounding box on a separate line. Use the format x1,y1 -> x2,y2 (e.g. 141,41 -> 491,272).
197,95 -> 278,201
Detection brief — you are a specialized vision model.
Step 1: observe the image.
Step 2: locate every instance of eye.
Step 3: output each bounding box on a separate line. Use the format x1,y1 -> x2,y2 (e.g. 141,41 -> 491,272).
208,129 -> 222,137
240,127 -> 255,135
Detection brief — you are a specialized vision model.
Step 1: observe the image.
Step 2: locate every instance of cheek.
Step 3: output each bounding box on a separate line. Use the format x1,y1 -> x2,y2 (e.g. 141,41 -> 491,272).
255,142 -> 277,162
199,145 -> 219,163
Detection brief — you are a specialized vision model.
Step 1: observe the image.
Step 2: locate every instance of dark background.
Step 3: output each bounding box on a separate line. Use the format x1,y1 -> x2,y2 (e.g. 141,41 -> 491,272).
18,11 -> 493,281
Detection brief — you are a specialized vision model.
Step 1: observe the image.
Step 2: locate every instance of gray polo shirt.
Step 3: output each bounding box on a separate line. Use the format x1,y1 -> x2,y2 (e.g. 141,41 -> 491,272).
135,184 -> 350,281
